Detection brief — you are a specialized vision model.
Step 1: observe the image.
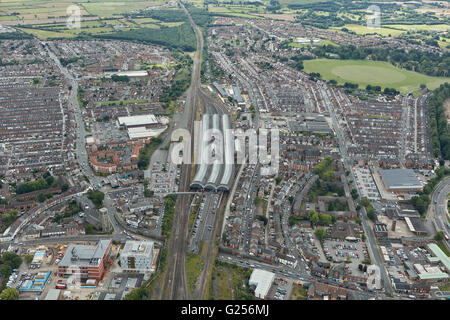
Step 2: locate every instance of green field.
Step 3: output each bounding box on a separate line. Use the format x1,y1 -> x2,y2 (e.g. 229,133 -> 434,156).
303,59 -> 450,93
332,24 -> 406,37
385,24 -> 450,32
0,0 -> 166,23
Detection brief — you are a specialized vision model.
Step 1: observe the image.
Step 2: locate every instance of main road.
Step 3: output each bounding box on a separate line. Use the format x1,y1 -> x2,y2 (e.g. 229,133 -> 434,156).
428,177 -> 450,250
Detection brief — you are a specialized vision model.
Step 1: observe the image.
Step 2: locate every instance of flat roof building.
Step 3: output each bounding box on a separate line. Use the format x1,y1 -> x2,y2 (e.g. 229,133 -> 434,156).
57,239 -> 112,280
118,115 -> 158,128
379,169 -> 423,192
249,269 -> 275,299
120,240 -> 154,272
427,243 -> 450,272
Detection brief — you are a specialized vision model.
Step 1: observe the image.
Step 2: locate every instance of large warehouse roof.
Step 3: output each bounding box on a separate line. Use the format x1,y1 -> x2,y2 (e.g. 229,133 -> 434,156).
249,269 -> 275,299
428,243 -> 450,271
118,115 -> 158,127
379,169 -> 422,190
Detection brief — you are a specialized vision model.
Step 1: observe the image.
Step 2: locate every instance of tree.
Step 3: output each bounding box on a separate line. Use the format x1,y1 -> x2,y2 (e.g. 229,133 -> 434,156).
24,254 -> 33,264
434,231 -> 444,241
0,287 -> 19,300
275,176 -> 282,185
37,193 -> 46,203
0,264 -> 12,278
144,188 -> 154,197
319,213 -> 332,225
124,287 -> 149,300
2,252 -> 22,269
314,227 -> 326,241
87,190 -> 105,208
351,188 -> 359,200
61,183 -> 69,192
308,210 -> 319,224
366,208 -> 376,221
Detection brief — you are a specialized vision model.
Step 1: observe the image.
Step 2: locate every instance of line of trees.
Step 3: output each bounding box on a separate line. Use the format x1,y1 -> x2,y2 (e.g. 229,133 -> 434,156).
410,165 -> 450,215
428,83 -> 450,160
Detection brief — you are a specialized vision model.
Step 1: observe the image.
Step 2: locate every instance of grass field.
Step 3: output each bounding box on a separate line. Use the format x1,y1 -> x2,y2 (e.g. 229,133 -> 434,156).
303,59 -> 450,93
384,24 -> 450,32
332,24 -> 406,37
290,284 -> 308,300
0,0 -> 165,23
186,252 -> 205,295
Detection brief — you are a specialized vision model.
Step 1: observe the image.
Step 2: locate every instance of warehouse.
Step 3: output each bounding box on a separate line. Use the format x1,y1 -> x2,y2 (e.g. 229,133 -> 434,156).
117,115 -> 159,129
379,169 -> 423,193
249,269 -> 275,299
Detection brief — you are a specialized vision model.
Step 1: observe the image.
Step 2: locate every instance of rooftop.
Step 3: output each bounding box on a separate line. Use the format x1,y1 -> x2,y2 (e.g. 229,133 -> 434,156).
379,169 -> 422,190
428,243 -> 450,272
118,114 -> 158,127
59,239 -> 111,268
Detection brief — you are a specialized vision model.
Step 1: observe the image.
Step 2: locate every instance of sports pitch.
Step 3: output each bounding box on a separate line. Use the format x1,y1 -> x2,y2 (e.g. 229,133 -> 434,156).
303,59 -> 450,93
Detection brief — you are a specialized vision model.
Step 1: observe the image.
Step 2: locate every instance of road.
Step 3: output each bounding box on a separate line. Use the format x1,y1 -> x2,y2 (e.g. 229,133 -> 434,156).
43,43 -> 125,237
281,174 -> 315,274
428,177 -> 450,249
322,82 -> 394,296
216,254 -> 383,300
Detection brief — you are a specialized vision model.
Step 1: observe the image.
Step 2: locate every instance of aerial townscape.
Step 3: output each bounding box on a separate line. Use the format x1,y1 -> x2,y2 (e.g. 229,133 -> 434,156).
0,0 -> 449,307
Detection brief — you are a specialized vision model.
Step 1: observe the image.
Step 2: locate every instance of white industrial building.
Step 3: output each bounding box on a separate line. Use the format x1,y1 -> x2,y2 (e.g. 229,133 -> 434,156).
249,269 -> 275,299
117,115 -> 167,140
117,115 -> 158,128
120,240 -> 154,272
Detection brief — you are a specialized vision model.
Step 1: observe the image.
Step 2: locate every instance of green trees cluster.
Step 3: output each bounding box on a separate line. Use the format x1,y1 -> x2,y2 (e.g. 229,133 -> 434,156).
327,199 -> 349,212
0,252 -> 22,293
351,188 -> 359,200
159,53 -> 192,106
137,138 -> 162,170
308,179 -> 345,202
98,23 -> 196,52
0,287 -> 19,300
185,5 -> 213,27
124,286 -> 149,300
53,201 -> 80,223
0,32 -> 33,40
130,9 -> 187,23
162,194 -> 177,238
1,209 -> 18,227
297,210 -> 335,226
59,57 -> 79,66
410,194 -> 431,216
428,83 -> 450,160
16,176 -> 54,194
255,215 -> 268,226
313,157 -> 335,181
111,74 -> 130,82
410,165 -> 450,215
87,190 -> 105,208
360,197 -> 376,221
314,227 -> 327,241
